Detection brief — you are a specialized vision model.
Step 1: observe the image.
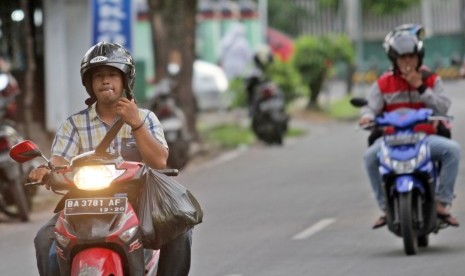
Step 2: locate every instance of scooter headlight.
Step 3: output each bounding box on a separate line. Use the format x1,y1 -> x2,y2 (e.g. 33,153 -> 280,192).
391,159 -> 417,173
415,143 -> 428,165
380,144 -> 392,167
73,165 -> 125,191
390,144 -> 428,174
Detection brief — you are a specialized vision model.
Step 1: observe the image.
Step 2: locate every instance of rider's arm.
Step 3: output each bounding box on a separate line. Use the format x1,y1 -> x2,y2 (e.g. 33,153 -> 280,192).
28,155 -> 68,183
130,111 -> 168,170
360,81 -> 385,121
419,76 -> 451,115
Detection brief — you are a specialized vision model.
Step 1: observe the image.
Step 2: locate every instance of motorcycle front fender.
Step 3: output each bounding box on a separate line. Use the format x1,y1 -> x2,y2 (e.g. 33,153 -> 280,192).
394,175 -> 424,194
71,248 -> 124,276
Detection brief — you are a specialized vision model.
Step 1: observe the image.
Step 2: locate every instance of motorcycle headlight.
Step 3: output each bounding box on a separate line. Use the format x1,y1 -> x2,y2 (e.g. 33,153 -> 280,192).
416,143 -> 428,165
380,144 -> 392,167
391,143 -> 428,174
73,165 -> 125,191
391,159 -> 417,174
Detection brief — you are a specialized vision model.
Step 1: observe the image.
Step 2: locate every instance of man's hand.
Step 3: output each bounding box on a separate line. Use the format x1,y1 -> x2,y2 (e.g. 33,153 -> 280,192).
359,115 -> 373,126
28,166 -> 50,188
116,98 -> 143,128
400,66 -> 423,88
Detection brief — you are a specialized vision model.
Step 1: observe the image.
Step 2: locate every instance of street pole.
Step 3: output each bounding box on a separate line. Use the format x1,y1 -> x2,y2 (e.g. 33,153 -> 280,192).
346,0 -> 363,70
258,0 -> 267,44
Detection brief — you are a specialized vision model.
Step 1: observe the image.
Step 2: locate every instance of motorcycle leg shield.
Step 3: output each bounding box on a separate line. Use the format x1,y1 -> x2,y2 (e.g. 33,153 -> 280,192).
71,248 -> 124,276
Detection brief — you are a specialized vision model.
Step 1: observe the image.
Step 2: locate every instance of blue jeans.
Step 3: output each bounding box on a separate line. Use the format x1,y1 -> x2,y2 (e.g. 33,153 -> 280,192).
364,135 -> 461,210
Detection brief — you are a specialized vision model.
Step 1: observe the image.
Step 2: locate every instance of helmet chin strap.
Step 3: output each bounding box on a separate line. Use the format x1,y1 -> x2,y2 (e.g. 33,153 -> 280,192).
125,88 -> 137,104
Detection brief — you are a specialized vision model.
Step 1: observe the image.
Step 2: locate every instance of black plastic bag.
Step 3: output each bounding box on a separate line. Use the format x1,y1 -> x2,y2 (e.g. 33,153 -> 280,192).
137,168 -> 203,249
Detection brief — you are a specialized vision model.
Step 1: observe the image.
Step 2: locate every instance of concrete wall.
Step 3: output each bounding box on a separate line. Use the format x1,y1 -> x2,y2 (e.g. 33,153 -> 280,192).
44,0 -> 91,132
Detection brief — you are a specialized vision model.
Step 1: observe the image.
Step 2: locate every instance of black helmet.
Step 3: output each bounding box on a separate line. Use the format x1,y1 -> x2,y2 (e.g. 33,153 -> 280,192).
80,42 -> 135,99
383,24 -> 425,67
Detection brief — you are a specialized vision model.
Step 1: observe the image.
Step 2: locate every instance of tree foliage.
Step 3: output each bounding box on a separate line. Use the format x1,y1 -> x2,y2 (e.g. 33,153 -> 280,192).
292,34 -> 355,109
363,0 -> 420,15
318,0 -> 421,15
267,0 -> 308,36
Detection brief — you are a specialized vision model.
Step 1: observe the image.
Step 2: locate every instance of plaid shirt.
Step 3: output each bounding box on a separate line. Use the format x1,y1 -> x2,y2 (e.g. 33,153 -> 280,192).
51,103 -> 168,162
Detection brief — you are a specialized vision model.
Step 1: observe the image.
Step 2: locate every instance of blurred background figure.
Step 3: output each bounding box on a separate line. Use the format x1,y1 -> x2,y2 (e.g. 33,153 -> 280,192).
218,22 -> 254,80
0,55 -> 20,121
245,45 -> 274,110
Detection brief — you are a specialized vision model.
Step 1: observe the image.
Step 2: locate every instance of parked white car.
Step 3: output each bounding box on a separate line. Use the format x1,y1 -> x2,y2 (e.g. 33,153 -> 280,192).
192,60 -> 229,111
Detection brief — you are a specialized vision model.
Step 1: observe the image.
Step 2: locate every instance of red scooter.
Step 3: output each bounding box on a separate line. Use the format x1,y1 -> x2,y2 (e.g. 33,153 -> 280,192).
9,122 -> 178,275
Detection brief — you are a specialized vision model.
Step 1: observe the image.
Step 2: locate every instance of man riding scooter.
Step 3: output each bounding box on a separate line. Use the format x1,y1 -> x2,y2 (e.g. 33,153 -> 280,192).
358,24 -> 461,229
28,42 -> 192,276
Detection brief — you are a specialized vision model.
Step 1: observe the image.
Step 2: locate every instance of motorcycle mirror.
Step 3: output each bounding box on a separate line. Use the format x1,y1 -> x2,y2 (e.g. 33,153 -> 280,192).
9,140 -> 43,163
350,97 -> 368,108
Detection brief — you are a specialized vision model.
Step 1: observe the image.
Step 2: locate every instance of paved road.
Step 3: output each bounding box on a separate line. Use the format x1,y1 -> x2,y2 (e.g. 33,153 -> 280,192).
2,81 -> 465,275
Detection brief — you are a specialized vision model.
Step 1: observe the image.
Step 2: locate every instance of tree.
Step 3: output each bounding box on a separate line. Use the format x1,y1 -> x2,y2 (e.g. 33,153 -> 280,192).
292,34 -> 355,109
147,0 -> 199,140
267,0 -> 308,37
19,0 -> 36,138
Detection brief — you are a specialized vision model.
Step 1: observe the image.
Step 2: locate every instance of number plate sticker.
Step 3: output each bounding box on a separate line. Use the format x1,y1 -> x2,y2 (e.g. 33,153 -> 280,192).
259,98 -> 283,111
384,133 -> 421,146
64,197 -> 127,215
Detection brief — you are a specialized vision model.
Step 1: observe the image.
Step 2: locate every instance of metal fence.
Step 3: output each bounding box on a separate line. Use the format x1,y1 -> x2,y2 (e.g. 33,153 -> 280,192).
293,0 -> 463,39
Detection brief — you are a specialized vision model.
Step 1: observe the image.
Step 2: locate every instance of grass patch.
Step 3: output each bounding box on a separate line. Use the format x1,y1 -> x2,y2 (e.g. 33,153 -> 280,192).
327,95 -> 359,120
286,127 -> 306,137
201,123 -> 306,149
201,123 -> 255,149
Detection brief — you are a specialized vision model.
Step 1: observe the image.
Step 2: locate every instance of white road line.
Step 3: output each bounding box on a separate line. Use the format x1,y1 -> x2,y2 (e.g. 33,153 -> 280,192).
292,218 -> 336,240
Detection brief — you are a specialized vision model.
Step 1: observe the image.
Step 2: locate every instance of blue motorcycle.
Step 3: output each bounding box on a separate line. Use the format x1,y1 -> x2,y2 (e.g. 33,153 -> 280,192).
352,98 -> 452,255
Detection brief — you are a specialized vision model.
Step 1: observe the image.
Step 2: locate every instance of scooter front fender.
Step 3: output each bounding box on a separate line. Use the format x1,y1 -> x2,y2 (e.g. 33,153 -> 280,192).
71,247 -> 123,276
394,175 -> 424,194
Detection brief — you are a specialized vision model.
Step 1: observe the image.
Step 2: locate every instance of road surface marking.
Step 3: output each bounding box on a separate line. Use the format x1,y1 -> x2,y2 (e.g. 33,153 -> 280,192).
292,218 -> 336,240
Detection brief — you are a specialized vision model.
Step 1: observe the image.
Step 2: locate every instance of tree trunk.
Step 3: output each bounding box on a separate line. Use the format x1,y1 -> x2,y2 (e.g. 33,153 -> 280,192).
306,75 -> 325,110
148,0 -> 199,140
20,0 -> 36,138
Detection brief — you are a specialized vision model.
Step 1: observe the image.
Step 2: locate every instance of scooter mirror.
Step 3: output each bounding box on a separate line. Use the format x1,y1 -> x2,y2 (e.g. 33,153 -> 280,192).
9,140 -> 43,163
350,97 -> 368,108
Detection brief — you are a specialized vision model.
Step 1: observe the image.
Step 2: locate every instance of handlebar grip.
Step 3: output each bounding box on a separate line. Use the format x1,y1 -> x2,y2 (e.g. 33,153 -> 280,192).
156,168 -> 179,176
25,181 -> 44,187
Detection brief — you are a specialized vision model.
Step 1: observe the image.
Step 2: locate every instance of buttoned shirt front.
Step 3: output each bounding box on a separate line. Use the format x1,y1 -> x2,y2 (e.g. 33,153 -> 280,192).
51,103 -> 168,162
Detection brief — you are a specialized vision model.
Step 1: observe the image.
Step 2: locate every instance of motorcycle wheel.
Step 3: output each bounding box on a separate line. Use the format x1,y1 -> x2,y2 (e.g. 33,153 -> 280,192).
399,193 -> 418,255
252,117 -> 278,145
167,139 -> 190,170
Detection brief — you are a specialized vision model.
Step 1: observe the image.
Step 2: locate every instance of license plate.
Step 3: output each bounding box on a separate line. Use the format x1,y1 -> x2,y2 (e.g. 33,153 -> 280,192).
64,197 -> 127,215
384,133 -> 421,146
259,99 -> 283,111
162,118 -> 182,131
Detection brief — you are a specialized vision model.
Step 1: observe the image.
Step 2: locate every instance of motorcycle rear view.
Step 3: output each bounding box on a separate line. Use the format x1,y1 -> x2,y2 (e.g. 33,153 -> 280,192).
145,66 -> 191,170
249,78 -> 289,145
0,70 -> 35,221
